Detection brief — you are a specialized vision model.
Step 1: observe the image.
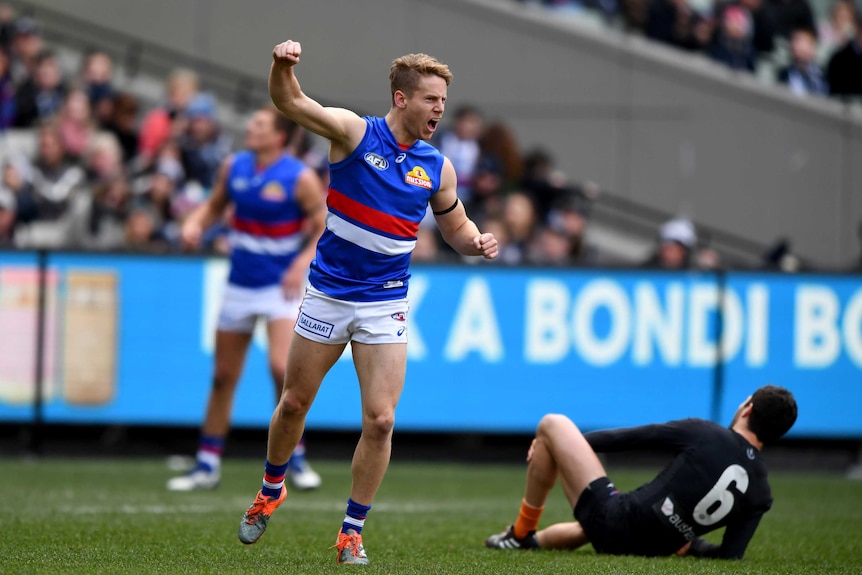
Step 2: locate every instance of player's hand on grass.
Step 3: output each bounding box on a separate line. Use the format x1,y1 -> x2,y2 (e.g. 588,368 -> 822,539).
473,232 -> 498,260
675,541 -> 692,556
273,40 -> 301,67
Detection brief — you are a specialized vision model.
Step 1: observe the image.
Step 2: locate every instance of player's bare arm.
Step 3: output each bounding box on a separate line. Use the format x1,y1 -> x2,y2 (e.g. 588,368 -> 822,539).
281,168 -> 327,300
181,155 -> 233,250
270,40 -> 366,162
432,158 -> 498,259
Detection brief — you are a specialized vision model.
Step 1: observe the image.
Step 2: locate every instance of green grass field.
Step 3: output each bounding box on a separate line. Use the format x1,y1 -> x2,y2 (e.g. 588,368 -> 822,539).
1,457 -> 860,575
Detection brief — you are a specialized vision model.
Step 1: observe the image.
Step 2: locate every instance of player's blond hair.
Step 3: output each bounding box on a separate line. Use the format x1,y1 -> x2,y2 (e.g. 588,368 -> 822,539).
390,53 -> 453,103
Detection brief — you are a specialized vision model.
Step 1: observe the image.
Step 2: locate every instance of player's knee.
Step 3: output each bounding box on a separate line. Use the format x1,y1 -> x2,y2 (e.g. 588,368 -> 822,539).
537,413 -> 577,438
362,411 -> 395,440
212,367 -> 239,392
277,392 -> 313,417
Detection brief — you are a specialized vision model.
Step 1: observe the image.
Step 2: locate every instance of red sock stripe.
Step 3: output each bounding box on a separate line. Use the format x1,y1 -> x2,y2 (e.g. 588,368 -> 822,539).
264,473 -> 285,483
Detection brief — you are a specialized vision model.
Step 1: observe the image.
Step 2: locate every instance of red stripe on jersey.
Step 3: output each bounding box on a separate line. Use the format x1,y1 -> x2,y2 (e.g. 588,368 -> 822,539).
327,188 -> 419,238
232,216 -> 303,238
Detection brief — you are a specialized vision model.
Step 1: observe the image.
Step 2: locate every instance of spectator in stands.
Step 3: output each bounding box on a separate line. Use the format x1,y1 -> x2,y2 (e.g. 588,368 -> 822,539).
766,0 -> 816,41
647,0 -> 703,52
542,186 -> 598,266
57,88 -> 98,160
735,0 -> 777,56
8,16 -> 42,85
709,5 -> 757,72
521,148 -> 574,224
13,49 -> 66,128
123,204 -> 167,252
818,0 -> 857,64
620,0 -> 650,34
827,12 -> 862,99
80,132 -> 128,249
433,105 -> 484,202
80,50 -> 115,126
138,67 -> 199,167
499,192 -> 538,265
178,92 -> 231,191
0,157 -> 28,242
479,121 -> 524,191
641,217 -> 696,269
13,125 -> 85,247
0,48 -> 16,129
104,92 -> 140,165
465,155 -> 506,229
0,4 -> 15,51
778,28 -> 828,97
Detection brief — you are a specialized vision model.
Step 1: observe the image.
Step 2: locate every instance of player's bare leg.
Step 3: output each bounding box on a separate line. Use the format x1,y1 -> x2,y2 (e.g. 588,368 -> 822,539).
332,341 -> 406,564
267,333 -> 345,465
167,330 -> 251,491
238,333 -> 344,545
486,414 -> 605,550
266,319 -> 321,490
349,342 -> 406,503
535,521 -> 588,550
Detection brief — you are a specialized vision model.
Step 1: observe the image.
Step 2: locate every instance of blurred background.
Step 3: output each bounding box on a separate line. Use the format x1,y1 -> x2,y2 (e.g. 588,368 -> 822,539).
0,0 -> 859,475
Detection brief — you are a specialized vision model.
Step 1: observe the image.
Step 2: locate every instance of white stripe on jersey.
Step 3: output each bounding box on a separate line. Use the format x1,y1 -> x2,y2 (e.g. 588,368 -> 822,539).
326,212 -> 416,256
229,231 -> 304,255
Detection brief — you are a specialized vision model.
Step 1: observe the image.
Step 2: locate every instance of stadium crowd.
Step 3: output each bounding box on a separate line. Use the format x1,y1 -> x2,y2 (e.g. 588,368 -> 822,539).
0,5 -> 857,272
520,0 -> 862,100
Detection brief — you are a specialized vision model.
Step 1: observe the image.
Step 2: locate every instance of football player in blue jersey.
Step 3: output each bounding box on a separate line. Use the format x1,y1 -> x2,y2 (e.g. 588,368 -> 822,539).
235,40 -> 499,564
167,106 -> 327,493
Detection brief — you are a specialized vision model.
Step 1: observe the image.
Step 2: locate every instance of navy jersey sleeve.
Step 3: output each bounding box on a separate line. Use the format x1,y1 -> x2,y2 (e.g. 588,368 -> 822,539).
584,419 -> 707,453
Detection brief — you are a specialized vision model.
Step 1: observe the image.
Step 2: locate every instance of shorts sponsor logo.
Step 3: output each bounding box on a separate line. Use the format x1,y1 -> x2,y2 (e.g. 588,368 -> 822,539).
656,496 -> 696,541
364,153 -> 389,170
391,312 -> 406,322
397,327 -> 406,336
297,312 -> 334,339
405,166 -> 432,189
383,280 -> 404,289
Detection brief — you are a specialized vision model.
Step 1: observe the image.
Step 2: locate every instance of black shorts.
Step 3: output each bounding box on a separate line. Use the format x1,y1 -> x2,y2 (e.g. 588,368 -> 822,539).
573,476 -> 632,555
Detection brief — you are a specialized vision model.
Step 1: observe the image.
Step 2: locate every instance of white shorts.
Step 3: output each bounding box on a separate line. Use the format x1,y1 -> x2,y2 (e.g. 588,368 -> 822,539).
216,283 -> 302,333
294,286 -> 409,345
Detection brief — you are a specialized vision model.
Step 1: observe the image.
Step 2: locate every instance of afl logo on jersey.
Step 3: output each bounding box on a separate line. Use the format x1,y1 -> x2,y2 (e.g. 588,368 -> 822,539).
364,153 -> 389,170
405,166 -> 432,189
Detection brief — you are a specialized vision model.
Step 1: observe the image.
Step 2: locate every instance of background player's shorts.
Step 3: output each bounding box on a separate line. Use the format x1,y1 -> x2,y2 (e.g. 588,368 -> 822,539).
294,286 -> 408,345
216,283 -> 302,333
573,476 -> 634,555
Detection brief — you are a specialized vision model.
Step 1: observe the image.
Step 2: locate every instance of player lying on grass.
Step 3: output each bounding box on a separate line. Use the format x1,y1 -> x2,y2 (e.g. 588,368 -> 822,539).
486,385 -> 797,559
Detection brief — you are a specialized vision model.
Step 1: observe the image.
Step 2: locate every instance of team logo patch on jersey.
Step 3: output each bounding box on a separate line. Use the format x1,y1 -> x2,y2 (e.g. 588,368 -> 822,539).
391,312 -> 406,322
364,153 -> 389,170
405,166 -> 432,189
261,182 -> 287,201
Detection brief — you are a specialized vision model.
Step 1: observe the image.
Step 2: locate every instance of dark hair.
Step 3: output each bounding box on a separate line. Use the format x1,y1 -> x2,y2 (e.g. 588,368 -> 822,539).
748,385 -> 797,444
263,106 -> 297,145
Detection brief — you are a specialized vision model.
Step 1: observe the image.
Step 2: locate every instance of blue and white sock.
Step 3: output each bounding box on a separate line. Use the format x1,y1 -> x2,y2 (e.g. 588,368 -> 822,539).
196,435 -> 224,473
261,460 -> 289,498
341,498 -> 372,534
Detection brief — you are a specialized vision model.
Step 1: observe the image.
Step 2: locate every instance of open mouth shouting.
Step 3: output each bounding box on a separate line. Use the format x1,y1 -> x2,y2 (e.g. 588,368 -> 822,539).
427,118 -> 440,133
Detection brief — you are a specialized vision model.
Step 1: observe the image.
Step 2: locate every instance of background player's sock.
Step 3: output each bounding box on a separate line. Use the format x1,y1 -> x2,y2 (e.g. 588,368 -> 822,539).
196,435 -> 224,473
261,461 -> 289,498
287,437 -> 307,471
513,499 -> 544,539
341,498 -> 372,534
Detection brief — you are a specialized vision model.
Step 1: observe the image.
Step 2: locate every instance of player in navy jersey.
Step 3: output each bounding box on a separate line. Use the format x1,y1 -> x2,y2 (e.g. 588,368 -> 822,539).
235,40 -> 498,564
166,107 -> 327,492
485,385 -> 798,560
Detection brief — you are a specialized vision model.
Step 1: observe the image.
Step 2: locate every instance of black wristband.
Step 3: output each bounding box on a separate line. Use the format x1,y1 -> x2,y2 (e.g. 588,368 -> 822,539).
432,198 -> 459,216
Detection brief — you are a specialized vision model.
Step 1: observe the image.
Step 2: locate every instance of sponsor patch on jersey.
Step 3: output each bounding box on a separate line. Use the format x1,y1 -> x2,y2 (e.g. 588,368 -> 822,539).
653,495 -> 696,541
391,311 -> 406,322
297,312 -> 334,339
261,182 -> 287,201
364,153 -> 389,170
405,166 -> 432,189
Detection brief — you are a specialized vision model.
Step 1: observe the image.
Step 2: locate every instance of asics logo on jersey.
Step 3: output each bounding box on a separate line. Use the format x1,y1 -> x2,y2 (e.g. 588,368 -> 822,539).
395,153 -> 406,163
405,166 -> 432,189
364,153 -> 389,170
